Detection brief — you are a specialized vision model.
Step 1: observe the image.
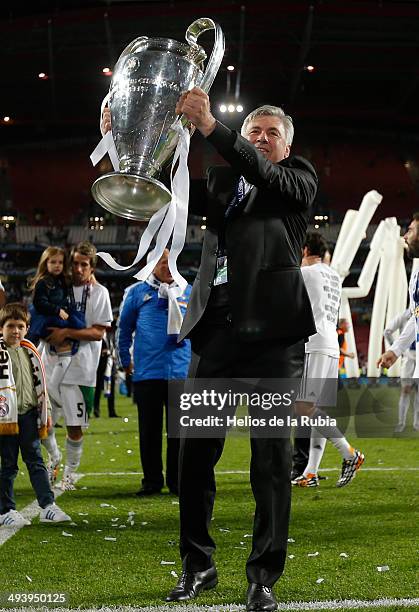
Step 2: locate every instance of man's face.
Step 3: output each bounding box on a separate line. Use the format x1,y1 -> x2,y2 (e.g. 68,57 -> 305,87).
404,220 -> 419,258
72,252 -> 93,285
1,319 -> 27,348
153,249 -> 173,284
244,115 -> 290,163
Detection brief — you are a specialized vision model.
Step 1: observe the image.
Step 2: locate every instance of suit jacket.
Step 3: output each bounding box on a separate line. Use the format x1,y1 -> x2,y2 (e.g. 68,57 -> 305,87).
179,120 -> 317,344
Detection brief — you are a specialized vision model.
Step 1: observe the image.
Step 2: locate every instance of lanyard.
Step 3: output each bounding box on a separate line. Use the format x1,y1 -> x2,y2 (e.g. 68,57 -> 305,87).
69,284 -> 90,313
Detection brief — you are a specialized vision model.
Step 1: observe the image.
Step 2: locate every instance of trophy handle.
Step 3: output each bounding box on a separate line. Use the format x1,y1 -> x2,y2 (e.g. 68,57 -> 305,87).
185,18 -> 225,94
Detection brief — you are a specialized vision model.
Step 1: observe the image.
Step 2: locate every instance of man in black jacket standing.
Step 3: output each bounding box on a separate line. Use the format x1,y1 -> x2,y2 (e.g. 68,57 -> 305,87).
164,87 -> 317,611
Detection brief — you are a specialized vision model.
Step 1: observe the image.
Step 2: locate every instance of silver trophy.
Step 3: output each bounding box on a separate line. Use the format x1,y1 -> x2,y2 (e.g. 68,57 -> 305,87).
91,18 -> 224,221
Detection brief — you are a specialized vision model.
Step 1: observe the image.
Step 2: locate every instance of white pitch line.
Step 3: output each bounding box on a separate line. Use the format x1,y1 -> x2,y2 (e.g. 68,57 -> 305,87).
10,597 -> 419,611
81,467 -> 419,477
0,474 -> 82,547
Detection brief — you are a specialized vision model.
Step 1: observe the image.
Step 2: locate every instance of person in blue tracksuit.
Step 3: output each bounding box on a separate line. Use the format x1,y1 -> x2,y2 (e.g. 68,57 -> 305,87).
117,249 -> 191,496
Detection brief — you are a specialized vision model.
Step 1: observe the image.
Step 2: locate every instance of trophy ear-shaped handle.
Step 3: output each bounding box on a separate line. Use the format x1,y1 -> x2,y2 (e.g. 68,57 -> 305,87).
185,18 -> 225,94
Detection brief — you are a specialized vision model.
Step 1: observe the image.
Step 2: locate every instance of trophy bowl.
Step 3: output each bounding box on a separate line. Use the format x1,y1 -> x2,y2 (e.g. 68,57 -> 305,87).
91,18 -> 224,221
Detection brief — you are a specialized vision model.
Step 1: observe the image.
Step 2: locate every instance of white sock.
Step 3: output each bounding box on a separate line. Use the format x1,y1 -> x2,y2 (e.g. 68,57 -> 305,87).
397,392 -> 410,427
48,355 -> 72,405
304,434 -> 327,476
65,437 -> 83,473
41,428 -> 61,463
312,408 -> 354,460
413,391 -> 419,429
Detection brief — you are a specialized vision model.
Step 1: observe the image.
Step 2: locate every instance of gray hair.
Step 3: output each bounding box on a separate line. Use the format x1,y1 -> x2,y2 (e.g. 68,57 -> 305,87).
241,105 -> 294,146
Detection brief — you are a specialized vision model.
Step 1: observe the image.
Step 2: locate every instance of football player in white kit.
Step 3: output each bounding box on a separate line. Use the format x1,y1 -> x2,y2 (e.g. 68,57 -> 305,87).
293,233 -> 365,488
40,242 -> 113,490
378,214 -> 419,432
384,309 -> 417,432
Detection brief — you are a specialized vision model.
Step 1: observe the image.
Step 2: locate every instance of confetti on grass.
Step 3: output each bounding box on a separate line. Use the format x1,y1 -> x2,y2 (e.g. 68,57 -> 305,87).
377,565 -> 390,572
161,561 -> 175,565
62,531 -> 73,537
26,576 -> 32,582
104,537 -> 117,541
316,578 -> 325,584
308,552 -> 319,557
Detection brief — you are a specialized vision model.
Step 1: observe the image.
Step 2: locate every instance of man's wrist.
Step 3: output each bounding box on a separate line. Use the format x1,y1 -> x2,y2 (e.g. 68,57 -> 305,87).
198,116 -> 217,138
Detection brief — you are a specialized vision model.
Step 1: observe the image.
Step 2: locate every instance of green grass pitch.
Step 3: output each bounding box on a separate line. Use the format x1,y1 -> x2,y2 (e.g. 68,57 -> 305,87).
1,386 -> 418,610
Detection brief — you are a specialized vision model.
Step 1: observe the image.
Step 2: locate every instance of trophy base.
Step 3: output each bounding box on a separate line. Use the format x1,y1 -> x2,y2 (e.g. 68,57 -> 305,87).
91,172 -> 172,221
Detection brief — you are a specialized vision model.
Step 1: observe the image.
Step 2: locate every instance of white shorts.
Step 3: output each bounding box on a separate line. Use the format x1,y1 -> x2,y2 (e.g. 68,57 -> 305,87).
299,353 -> 339,406
400,353 -> 416,386
52,384 -> 89,428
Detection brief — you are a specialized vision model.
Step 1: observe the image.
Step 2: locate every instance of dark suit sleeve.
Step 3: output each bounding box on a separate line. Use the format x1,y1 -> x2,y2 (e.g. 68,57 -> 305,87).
206,121 -> 318,211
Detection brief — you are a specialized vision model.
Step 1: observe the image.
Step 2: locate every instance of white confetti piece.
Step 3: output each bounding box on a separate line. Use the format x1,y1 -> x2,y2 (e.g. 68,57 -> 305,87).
127,450 -> 133,454
340,552 -> 349,558
219,528 -> 230,532
161,560 -> 175,565
26,576 -> 32,582
172,501 -> 179,505
308,551 -> 319,557
110,458 -> 116,462
128,511 -> 135,516
116,444 -> 120,448
124,418 -> 129,423
40,541 -> 48,544
316,578 -> 325,584
100,503 -> 110,508
170,570 -> 178,578
243,534 -> 252,538
287,538 -> 295,543
288,554 -> 295,559
81,486 -> 88,490
82,520 -> 89,524
377,565 -> 390,572
62,531 -> 73,537
141,521 -> 148,526
111,505 -> 118,509
234,546 -> 246,549
119,525 -> 127,529
69,522 -> 78,527
97,529 -> 102,532
240,542 -> 245,545
111,518 -> 119,522
78,512 -> 89,516
105,537 -> 117,541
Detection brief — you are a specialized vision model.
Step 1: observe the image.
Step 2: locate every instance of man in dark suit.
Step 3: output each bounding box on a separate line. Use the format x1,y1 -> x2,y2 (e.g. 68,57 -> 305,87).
165,87 -> 317,611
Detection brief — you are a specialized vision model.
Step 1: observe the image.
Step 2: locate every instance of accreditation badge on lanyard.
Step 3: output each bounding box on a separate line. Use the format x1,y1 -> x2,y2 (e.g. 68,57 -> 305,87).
214,255 -> 228,286
213,178 -> 248,287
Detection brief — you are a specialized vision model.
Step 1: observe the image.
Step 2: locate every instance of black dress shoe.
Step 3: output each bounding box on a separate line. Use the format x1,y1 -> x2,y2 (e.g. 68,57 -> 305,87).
135,486 -> 161,497
165,566 -> 218,602
246,583 -> 278,611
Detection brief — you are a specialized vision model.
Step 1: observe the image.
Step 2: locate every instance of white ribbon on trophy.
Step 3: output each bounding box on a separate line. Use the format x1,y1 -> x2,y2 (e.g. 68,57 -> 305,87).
90,115 -> 190,293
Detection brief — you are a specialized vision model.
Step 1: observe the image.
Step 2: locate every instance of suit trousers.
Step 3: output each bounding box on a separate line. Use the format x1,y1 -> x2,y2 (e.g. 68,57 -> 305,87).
179,325 -> 304,586
134,379 -> 180,493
